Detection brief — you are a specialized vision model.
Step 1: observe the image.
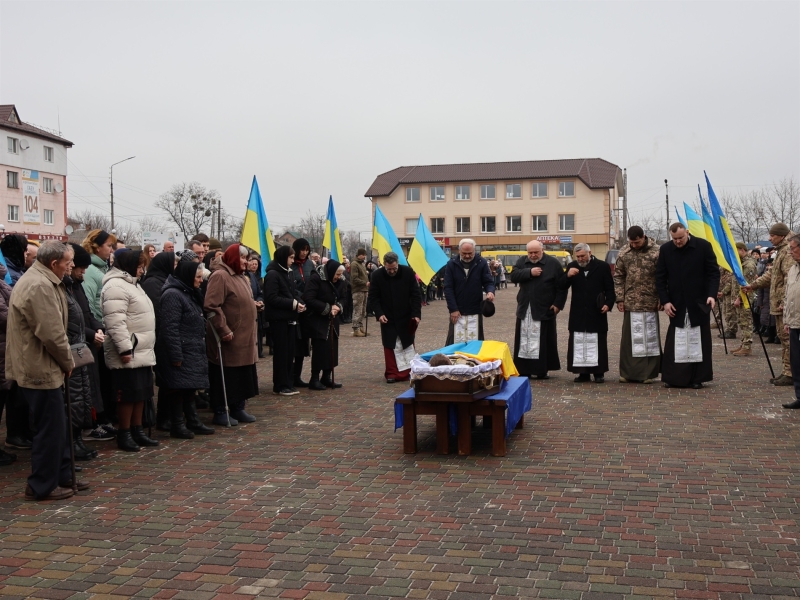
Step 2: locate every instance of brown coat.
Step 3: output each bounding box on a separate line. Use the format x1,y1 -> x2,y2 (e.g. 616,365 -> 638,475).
751,237 -> 792,315
203,261 -> 258,367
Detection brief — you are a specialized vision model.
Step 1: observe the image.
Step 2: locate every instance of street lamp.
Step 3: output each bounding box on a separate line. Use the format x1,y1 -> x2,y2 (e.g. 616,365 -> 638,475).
110,156 -> 135,230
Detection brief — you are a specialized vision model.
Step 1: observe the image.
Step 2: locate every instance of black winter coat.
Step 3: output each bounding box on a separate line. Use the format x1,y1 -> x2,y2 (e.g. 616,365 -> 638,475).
141,271 -> 169,318
302,267 -> 342,340
290,258 -> 315,294
565,257 -> 616,333
368,265 -> 422,349
264,261 -> 302,322
155,275 -> 209,390
443,254 -> 496,315
655,236 -> 720,327
510,253 -> 568,320
65,278 -> 93,429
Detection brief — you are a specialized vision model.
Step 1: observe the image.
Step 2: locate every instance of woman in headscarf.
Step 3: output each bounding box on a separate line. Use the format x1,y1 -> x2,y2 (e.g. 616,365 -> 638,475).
264,246 -> 306,396
101,250 -> 159,452
0,234 -> 27,286
246,254 -> 267,358
290,238 -> 314,387
157,260 -> 213,438
204,243 -> 259,425
302,259 -> 345,391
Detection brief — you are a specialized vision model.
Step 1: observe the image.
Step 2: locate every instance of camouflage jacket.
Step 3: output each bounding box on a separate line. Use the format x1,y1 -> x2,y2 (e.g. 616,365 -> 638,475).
613,236 -> 660,311
730,255 -> 758,301
720,269 -> 733,295
751,237 -> 792,315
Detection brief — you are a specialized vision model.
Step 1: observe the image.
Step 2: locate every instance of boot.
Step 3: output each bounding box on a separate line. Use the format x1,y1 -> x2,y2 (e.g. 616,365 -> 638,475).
195,390 -> 210,410
732,346 -> 751,356
184,397 -> 215,435
131,425 -> 160,447
321,371 -> 342,389
73,427 -> 97,460
308,374 -> 326,391
766,326 -> 777,343
155,395 -> 171,432
116,429 -> 140,452
170,399 -> 195,439
230,400 -> 256,423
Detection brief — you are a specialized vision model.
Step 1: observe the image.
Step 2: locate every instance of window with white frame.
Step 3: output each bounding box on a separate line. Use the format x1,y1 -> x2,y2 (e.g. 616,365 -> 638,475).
7,137 -> 18,154
6,171 -> 18,188
456,217 -> 471,233
558,181 -> 575,197
430,217 -> 445,234
406,187 -> 420,202
481,216 -> 496,233
43,177 -> 53,193
455,185 -> 470,200
506,215 -> 522,232
480,184 -> 495,200
405,218 -> 419,235
8,205 -> 19,222
44,209 -> 54,225
430,186 -> 445,201
559,214 -> 575,231
532,215 -> 548,232
532,182 -> 548,198
506,183 -> 521,199
43,146 -> 54,162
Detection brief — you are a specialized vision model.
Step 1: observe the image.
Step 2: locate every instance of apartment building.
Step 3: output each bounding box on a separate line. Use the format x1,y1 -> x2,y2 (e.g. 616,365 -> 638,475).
364,158 -> 623,257
1,104 -> 73,242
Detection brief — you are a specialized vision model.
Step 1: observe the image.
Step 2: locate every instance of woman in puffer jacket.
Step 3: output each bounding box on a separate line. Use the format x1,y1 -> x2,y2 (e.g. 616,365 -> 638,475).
101,250 -> 159,452
156,261 -> 213,439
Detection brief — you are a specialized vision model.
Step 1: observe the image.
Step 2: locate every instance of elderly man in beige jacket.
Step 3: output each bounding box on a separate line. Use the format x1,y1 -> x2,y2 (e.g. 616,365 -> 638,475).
781,234 -> 800,409
6,241 -> 86,501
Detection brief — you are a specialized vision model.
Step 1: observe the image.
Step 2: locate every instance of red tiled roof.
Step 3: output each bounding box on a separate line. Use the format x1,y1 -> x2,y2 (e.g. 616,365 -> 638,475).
365,158 -> 621,197
0,104 -> 74,147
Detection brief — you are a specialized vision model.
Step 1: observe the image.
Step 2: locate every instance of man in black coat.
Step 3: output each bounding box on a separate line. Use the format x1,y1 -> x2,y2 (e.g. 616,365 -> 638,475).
367,252 -> 422,383
655,223 -> 720,389
565,243 -> 616,383
443,238 -> 495,345
510,241 -> 568,379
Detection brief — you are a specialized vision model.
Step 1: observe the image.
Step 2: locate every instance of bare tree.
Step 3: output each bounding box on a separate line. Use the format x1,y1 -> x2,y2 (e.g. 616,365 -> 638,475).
767,177 -> 800,233
631,210 -> 666,244
720,190 -> 770,244
155,182 -> 222,241
298,210 -> 326,254
341,230 -> 371,260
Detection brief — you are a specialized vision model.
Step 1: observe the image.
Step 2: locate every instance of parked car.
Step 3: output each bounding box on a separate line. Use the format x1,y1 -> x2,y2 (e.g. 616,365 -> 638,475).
604,249 -> 620,276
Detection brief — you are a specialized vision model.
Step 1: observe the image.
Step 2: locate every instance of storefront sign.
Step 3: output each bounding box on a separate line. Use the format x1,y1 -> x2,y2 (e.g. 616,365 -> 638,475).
559,236 -> 573,244
536,235 -> 561,244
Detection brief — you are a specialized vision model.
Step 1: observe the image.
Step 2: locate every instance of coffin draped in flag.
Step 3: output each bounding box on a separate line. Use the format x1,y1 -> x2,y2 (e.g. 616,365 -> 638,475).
420,340 -> 519,379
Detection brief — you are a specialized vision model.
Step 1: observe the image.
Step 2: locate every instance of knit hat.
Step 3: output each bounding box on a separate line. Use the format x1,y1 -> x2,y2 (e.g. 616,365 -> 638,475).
769,223 -> 790,236
209,237 -> 222,251
735,242 -> 747,251
69,243 -> 92,268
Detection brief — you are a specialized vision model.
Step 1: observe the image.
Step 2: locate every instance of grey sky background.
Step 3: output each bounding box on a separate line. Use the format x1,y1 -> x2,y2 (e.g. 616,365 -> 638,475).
1,1 -> 798,237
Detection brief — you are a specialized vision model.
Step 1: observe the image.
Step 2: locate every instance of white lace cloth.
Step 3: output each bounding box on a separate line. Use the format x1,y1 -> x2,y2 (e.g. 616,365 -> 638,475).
409,355 -> 503,382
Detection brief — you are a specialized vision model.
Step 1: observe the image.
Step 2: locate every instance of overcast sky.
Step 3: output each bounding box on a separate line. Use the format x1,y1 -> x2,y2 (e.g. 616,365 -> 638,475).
1,1 -> 797,237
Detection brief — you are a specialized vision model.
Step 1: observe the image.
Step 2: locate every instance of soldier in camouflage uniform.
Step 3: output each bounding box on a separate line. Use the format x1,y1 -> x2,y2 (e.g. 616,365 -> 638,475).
731,242 -> 758,356
613,226 -> 661,383
747,223 -> 794,384
718,268 -> 738,338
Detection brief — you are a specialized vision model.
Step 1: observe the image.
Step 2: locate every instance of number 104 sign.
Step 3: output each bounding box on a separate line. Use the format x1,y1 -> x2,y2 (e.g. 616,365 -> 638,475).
22,170 -> 40,225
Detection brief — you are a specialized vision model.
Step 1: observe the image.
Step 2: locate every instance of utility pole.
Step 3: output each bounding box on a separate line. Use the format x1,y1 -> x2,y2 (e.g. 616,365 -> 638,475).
623,168 -> 628,236
109,156 -> 135,230
664,179 -> 670,236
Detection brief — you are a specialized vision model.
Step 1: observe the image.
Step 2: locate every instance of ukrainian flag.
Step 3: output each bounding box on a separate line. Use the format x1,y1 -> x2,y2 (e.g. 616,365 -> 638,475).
706,172 -> 747,286
683,202 -> 706,241
322,196 -> 343,262
407,214 -> 448,284
676,206 -> 688,228
372,204 -> 407,265
240,175 -> 275,278
0,248 -> 12,284
699,188 -> 731,272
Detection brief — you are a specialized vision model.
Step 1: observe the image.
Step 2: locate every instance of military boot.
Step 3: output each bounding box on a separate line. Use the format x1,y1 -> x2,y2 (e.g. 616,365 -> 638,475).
732,346 -> 751,356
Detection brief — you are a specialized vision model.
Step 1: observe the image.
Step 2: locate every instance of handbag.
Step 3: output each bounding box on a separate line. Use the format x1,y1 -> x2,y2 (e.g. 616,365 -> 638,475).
70,343 -> 95,368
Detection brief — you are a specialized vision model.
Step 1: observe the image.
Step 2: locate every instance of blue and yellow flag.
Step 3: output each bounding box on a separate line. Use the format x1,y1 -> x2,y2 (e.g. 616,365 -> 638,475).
407,214 -> 449,284
240,175 -> 275,277
322,195 -> 343,262
676,206 -> 688,228
420,341 -> 519,379
699,188 -> 731,272
0,248 -> 12,285
683,202 -> 706,241
706,172 -> 746,286
372,204 -> 408,266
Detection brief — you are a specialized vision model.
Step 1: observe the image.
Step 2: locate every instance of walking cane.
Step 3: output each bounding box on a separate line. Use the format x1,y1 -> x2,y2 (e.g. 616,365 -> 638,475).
717,303 -> 729,355
329,313 -> 337,387
206,315 -> 232,427
745,295 -> 775,379
64,375 -> 77,494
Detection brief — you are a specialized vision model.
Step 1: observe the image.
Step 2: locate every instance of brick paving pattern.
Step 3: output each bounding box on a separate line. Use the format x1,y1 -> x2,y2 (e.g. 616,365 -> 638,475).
0,289 -> 798,599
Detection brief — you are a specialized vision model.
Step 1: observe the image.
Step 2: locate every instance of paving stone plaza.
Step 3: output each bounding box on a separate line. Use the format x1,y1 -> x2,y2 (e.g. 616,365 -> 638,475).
0,289 -> 798,599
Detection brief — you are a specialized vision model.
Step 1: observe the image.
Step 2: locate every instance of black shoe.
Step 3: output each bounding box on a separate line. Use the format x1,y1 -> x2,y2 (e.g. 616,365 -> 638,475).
308,380 -> 327,391
184,398 -> 215,435
74,430 -> 98,459
116,429 -> 140,452
535,374 -> 550,380
782,399 -> 800,409
594,376 -> 605,384
691,383 -> 704,389
0,449 -> 17,466
386,378 -> 397,384
663,382 -> 672,388
293,378 -> 309,388
170,401 -> 195,439
322,378 -> 343,389
212,412 -> 237,426
131,425 -> 160,447
230,409 -> 256,423
275,388 -> 299,396
5,436 -> 32,450
573,374 -> 591,383
73,441 -> 94,461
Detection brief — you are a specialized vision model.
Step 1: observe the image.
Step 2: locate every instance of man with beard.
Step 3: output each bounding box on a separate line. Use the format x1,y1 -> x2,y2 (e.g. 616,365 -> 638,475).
565,243 -> 616,383
510,240 -> 568,379
367,252 -> 422,383
443,238 -> 495,345
656,223 -> 719,389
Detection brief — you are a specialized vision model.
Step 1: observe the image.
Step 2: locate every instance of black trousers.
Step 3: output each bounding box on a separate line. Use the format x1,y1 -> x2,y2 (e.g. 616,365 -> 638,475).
269,321 -> 297,392
790,329 -> 800,400
20,386 -> 72,498
0,384 -> 29,440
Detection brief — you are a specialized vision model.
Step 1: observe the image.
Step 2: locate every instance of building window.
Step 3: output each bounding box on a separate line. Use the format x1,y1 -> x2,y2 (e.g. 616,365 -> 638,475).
406,187 -> 420,202
7,137 -> 18,154
480,184 -> 496,200
558,181 -> 575,197
405,218 -> 419,235
481,216 -> 496,233
8,205 -> 19,222
44,209 -> 54,225
455,185 -> 470,200
430,186 -> 445,201
44,146 -> 54,162
456,217 -> 471,233
7,171 -> 18,188
430,217 -> 445,234
506,184 -> 521,199
559,214 -> 575,231
506,215 -> 522,232
43,177 -> 53,193
532,215 -> 548,232
532,182 -> 548,198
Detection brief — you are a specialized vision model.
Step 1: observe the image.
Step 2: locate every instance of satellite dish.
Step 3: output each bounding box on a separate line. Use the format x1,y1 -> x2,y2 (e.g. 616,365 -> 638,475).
65,225 -> 74,235
19,139 -> 30,150
54,182 -> 64,193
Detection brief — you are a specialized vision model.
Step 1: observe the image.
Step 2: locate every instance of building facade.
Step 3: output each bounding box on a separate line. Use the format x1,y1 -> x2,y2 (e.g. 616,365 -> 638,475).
364,158 -> 623,257
1,105 -> 73,242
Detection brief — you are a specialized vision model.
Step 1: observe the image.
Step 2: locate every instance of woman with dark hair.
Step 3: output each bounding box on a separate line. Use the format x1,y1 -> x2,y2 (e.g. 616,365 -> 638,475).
290,238 -> 314,387
81,229 -> 117,321
0,234 -> 27,286
157,260 -> 213,438
264,246 -> 306,396
303,259 -> 345,391
204,243 -> 259,425
246,254 -> 267,358
101,250 -> 159,451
